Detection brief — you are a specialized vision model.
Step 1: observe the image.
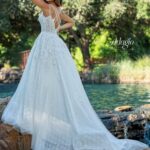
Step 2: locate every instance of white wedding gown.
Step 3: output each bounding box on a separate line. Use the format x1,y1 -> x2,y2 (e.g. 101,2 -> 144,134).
1,4 -> 149,150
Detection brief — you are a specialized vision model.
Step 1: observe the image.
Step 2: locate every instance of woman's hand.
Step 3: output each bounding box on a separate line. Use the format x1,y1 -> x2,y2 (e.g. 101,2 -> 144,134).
57,25 -> 63,32
57,25 -> 62,32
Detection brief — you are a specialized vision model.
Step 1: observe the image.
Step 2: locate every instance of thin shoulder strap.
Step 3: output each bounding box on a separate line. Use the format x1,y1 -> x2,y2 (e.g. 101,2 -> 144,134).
48,4 -> 61,24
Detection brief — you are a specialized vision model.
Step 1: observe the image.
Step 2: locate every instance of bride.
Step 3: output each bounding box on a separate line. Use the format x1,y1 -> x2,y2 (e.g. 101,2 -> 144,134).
1,0 -> 149,150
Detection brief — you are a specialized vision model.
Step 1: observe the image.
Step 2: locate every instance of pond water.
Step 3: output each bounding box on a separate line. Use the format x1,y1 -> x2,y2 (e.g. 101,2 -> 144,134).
0,83 -> 150,111
0,83 -> 18,98
85,84 -> 150,110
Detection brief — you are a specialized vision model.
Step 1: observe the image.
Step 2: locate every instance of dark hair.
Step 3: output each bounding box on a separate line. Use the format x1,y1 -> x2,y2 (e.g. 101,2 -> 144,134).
43,0 -> 63,7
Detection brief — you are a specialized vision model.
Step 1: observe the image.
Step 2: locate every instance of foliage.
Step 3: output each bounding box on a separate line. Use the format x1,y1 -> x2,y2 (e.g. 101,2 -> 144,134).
0,44 -> 7,64
116,56 -> 150,81
92,63 -> 119,81
0,0 -> 39,65
102,0 -> 150,60
72,47 -> 84,71
136,0 -> 150,19
90,30 -> 129,62
103,0 -> 127,22
62,0 -> 102,68
90,56 -> 150,83
0,0 -> 149,70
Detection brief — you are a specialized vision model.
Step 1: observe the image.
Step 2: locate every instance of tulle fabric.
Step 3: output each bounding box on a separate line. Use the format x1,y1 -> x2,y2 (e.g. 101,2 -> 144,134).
1,4 -> 149,150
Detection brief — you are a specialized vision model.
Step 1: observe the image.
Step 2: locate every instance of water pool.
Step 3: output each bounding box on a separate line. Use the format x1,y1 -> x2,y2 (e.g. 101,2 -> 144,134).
0,83 -> 150,111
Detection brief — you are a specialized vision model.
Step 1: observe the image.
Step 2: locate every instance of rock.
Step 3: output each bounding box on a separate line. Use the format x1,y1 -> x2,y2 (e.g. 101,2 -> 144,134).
79,69 -> 92,83
141,104 -> 150,110
128,114 -> 145,122
140,105 -> 150,121
101,75 -> 113,84
0,67 -> 22,83
98,113 -> 116,119
0,97 -> 10,120
0,72 -> 6,81
96,107 -> 149,141
0,97 -> 32,150
0,123 -> 31,150
114,105 -> 133,112
11,66 -> 20,71
91,73 -> 100,84
0,68 -> 11,74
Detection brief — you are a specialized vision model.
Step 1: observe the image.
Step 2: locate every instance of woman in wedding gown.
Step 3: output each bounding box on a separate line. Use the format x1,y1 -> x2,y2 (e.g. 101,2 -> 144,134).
1,0 -> 149,150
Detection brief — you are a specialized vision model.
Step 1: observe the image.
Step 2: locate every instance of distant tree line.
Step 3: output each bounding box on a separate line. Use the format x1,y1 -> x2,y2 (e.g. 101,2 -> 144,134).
0,0 -> 149,69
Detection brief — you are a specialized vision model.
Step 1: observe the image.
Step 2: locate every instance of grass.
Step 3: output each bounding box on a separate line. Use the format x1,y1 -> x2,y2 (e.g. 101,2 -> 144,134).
85,55 -> 150,83
117,56 -> 150,83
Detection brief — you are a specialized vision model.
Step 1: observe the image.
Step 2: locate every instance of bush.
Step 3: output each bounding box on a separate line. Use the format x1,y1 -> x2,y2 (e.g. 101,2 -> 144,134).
89,56 -> 150,83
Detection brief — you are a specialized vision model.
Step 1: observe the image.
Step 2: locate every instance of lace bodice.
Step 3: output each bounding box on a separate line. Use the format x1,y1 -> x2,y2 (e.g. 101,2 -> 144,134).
38,4 -> 61,34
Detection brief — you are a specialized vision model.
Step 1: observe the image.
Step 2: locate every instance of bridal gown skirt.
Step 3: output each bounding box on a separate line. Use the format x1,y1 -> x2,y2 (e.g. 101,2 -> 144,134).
1,31 -> 149,150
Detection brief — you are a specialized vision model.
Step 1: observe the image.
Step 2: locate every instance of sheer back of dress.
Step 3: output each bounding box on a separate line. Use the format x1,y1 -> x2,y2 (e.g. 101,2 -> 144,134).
38,3 -> 61,33
48,4 -> 61,29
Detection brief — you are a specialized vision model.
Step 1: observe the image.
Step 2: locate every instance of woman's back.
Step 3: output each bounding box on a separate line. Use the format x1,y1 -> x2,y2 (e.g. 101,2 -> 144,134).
41,3 -> 61,29
32,0 -> 75,33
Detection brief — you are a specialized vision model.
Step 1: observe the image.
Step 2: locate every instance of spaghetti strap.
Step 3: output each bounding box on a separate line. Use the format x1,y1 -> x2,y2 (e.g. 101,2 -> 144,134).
48,4 -> 61,29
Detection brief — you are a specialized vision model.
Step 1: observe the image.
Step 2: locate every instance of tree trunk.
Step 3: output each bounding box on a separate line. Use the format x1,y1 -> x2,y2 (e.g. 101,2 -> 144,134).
69,30 -> 93,69
81,40 -> 93,70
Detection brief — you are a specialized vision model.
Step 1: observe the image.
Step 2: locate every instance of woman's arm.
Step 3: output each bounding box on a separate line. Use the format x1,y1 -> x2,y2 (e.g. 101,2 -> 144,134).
58,11 -> 75,31
32,0 -> 49,9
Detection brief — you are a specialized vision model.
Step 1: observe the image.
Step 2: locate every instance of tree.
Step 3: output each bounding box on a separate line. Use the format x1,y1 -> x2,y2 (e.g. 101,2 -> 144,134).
0,0 -> 39,65
63,0 -> 103,69
102,0 -> 150,60
0,0 -> 149,68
